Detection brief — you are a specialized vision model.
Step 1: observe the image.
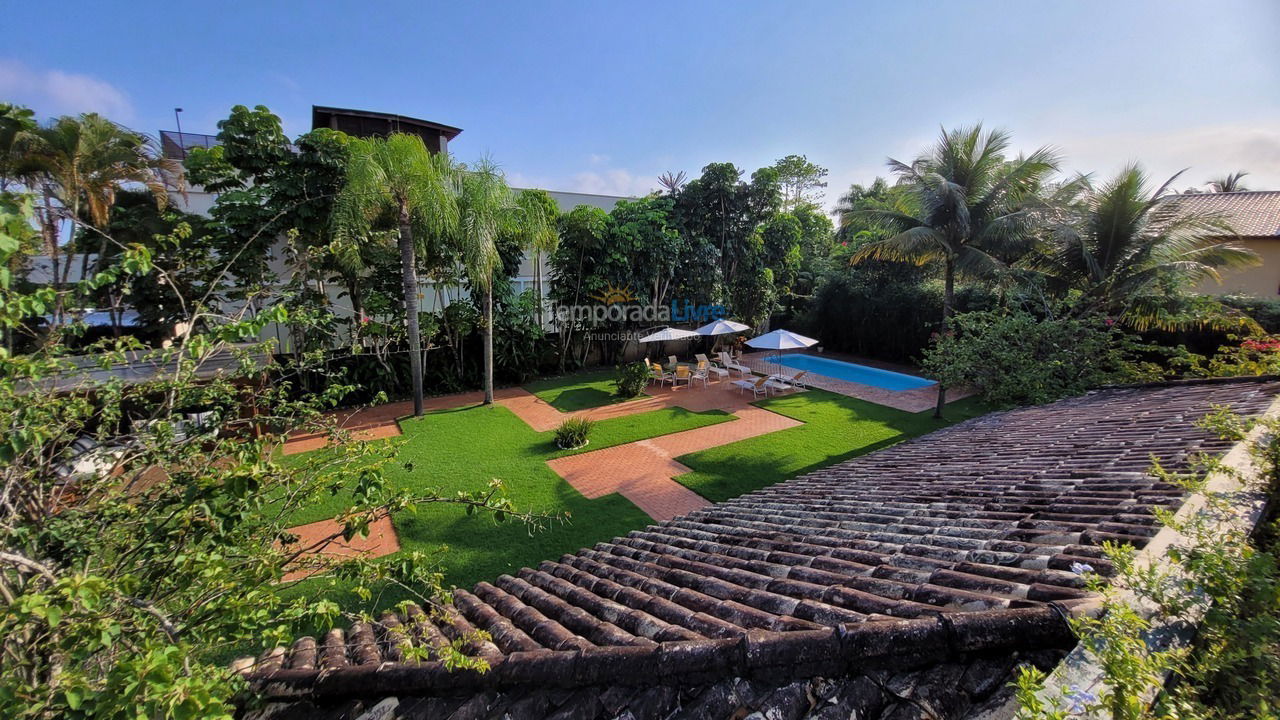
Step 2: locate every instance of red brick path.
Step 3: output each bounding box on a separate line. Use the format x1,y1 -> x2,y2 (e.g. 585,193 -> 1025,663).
547,402 -> 802,521
281,514 -> 401,581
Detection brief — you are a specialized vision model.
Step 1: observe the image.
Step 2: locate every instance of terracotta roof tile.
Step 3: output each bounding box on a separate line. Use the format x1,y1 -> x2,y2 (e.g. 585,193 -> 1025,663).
240,377 -> 1280,717
1158,190 -> 1280,237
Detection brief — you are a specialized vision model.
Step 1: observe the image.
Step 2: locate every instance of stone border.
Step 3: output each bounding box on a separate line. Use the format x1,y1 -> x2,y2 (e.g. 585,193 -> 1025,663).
981,394 -> 1280,719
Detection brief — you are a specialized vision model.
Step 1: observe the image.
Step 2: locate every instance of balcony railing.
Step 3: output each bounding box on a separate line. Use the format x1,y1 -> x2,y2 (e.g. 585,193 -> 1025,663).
160,130 -> 219,160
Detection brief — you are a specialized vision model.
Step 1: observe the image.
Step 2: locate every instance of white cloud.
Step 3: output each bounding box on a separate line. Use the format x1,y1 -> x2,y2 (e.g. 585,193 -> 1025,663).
508,166 -> 658,198
1050,122 -> 1280,191
569,168 -> 657,197
0,59 -> 133,121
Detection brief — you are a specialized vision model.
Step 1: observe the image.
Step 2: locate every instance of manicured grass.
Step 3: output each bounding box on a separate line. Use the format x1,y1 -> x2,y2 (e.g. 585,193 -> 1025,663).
675,390 -> 989,503
523,368 -> 628,412
284,402 -> 732,598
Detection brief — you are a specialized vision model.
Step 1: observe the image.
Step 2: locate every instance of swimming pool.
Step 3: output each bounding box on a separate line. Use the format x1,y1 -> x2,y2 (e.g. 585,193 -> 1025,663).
774,354 -> 936,392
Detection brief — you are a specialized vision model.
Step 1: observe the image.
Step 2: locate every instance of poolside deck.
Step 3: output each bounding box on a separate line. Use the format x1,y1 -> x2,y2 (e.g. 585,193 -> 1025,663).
739,349 -> 972,412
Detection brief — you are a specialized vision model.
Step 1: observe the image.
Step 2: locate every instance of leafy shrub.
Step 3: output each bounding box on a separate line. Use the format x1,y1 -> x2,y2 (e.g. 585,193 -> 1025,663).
1173,333 -> 1280,379
614,361 -> 650,398
1220,293 -> 1280,333
553,417 -> 595,449
801,261 -> 999,363
922,310 -> 1155,408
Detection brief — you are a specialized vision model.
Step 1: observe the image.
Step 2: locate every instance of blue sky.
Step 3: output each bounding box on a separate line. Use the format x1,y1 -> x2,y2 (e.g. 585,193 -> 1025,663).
3,1 -> 1278,209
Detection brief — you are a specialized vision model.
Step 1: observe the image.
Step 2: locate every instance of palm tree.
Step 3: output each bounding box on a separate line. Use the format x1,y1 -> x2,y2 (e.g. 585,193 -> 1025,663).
512,189 -> 560,328
1027,164 -> 1259,330
0,104 -> 36,192
451,159 -> 509,404
333,134 -> 457,416
850,124 -> 1058,417
17,113 -> 181,327
1206,171 -> 1250,193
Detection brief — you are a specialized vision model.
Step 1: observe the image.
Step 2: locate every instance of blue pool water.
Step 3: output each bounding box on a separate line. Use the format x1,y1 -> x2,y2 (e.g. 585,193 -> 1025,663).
774,354 -> 936,392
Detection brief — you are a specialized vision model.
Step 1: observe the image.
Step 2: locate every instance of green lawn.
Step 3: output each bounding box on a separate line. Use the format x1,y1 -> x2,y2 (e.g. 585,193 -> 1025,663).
284,401 -> 732,603
675,390 -> 989,502
522,368 -> 628,412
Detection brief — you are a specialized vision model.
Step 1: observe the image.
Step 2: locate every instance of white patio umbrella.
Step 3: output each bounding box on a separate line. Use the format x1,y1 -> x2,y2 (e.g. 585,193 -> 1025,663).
694,318 -> 750,336
745,329 -> 819,374
694,318 -> 752,356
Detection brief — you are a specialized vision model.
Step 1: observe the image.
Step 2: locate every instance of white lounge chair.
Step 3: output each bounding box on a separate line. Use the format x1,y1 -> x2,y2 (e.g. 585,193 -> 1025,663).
731,375 -> 788,398
768,370 -> 809,390
696,354 -> 728,381
718,352 -> 751,378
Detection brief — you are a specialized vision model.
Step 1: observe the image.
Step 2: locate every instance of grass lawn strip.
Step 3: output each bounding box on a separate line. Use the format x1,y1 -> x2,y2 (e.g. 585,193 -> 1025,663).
523,368 -> 628,412
674,389 -> 988,502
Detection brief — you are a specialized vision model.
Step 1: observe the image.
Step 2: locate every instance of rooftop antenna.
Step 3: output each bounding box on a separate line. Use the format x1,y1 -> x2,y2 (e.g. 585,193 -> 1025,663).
173,108 -> 185,159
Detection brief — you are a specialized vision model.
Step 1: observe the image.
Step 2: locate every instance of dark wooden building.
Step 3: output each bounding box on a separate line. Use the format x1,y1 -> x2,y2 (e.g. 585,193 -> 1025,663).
311,105 -> 462,154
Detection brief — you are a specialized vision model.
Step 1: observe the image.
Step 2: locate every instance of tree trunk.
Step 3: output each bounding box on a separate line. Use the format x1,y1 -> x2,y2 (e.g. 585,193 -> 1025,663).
398,207 -> 424,417
533,250 -> 543,328
483,284 -> 494,404
934,258 -> 954,419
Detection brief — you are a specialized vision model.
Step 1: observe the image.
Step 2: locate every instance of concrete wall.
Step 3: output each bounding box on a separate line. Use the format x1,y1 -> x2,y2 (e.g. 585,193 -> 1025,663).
1195,237 -> 1280,298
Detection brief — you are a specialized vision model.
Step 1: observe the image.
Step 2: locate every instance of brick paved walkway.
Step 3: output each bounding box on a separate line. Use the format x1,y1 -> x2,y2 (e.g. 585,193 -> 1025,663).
281,514 -> 400,582
546,403 -> 802,521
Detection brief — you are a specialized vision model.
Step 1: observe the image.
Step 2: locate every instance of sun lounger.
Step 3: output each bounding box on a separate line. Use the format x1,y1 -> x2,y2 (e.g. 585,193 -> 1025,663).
731,375 -> 788,398
768,370 -> 809,389
718,352 -> 751,377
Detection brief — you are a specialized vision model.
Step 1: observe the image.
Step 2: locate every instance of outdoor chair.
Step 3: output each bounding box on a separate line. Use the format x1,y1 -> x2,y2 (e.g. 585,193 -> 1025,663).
731,375 -> 787,398
691,362 -> 711,388
672,364 -> 692,388
652,362 -> 674,386
667,354 -> 678,370
719,352 -> 751,377
648,362 -> 666,385
769,370 -> 809,390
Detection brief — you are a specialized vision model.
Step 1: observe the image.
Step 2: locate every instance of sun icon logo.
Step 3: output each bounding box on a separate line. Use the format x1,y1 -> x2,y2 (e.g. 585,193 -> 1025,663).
590,284 -> 636,305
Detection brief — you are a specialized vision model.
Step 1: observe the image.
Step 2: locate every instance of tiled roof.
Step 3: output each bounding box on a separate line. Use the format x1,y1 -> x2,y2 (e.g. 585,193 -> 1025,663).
240,378 -> 1280,719
1157,190 -> 1280,237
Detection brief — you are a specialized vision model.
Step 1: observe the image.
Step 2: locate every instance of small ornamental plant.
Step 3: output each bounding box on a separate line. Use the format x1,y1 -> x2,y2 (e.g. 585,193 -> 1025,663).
553,417 -> 595,450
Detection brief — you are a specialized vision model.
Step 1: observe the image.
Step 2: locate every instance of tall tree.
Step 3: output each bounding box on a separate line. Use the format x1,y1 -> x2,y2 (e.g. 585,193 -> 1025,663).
0,104 -> 36,192
512,189 -> 559,327
772,154 -> 829,211
549,205 -> 612,370
185,106 -> 349,306
18,113 -> 180,326
851,124 -> 1058,417
333,134 -> 457,416
1028,165 -> 1259,329
452,159 -> 509,404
